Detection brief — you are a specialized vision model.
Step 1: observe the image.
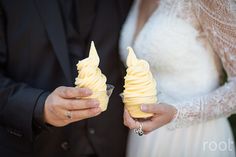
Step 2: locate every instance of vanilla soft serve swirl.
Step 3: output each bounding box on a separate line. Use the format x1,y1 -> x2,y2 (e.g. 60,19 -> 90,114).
123,47 -> 157,118
75,41 -> 108,111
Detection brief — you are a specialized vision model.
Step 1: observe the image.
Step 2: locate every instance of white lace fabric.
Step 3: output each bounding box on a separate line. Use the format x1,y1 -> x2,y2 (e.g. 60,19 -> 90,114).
170,0 -> 236,129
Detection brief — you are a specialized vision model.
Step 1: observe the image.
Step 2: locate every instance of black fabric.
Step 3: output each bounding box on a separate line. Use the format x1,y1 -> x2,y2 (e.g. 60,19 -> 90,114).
57,1 -> 96,154
0,0 -> 133,157
33,92 -> 50,133
57,0 -> 98,82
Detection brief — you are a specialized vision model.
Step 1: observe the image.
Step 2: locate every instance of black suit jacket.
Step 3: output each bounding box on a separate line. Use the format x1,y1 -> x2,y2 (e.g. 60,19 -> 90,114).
0,0 -> 132,157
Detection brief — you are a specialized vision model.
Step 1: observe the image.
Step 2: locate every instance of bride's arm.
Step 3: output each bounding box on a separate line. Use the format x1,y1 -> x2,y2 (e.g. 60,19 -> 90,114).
169,78 -> 236,129
123,0 -> 236,133
169,0 -> 236,129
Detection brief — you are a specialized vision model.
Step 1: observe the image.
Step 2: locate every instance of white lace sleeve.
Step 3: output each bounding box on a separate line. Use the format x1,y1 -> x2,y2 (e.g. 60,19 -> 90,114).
169,0 -> 236,129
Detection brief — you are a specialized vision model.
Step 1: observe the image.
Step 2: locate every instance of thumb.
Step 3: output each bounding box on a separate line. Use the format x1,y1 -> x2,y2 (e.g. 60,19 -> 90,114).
140,103 -> 166,114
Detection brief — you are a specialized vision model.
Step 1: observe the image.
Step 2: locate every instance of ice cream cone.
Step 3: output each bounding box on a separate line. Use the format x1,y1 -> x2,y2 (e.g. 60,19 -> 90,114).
75,41 -> 114,111
122,47 -> 157,118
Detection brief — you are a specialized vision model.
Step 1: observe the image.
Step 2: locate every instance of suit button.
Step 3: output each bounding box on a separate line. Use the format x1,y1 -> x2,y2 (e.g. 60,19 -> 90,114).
88,128 -> 95,135
8,129 -> 23,138
61,141 -> 70,151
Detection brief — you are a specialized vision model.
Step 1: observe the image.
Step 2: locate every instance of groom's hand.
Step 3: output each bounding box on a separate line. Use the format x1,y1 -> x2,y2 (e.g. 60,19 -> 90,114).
44,86 -> 102,127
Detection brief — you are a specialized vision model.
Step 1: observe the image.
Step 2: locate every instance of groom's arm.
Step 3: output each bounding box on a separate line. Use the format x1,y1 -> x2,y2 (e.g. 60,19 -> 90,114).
0,4 -> 50,141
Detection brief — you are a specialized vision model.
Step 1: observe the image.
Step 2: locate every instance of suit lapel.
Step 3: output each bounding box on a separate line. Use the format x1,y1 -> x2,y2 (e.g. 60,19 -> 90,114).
34,0 -> 72,83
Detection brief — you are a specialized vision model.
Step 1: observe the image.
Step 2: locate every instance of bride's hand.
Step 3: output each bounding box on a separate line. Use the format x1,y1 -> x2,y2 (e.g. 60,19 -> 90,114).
123,103 -> 177,134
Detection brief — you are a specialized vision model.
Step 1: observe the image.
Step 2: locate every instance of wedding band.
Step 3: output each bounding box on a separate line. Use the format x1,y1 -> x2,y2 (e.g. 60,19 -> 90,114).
134,122 -> 144,136
65,111 -> 72,120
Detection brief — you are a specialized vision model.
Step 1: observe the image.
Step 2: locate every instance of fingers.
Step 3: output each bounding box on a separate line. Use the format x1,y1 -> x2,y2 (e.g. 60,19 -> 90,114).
63,99 -> 100,110
56,86 -> 92,98
141,117 -> 167,133
123,109 -> 138,129
44,86 -> 101,127
123,103 -> 175,135
70,107 -> 102,122
46,107 -> 102,127
141,103 -> 165,114
141,109 -> 175,133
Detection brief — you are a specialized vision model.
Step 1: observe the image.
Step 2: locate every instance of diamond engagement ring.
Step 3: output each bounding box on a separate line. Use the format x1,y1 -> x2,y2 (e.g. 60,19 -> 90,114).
134,122 -> 144,136
65,111 -> 72,120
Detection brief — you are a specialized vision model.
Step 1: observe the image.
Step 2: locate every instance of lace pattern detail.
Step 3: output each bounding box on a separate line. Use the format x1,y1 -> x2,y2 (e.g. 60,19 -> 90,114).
170,0 -> 236,129
195,0 -> 236,75
169,78 -> 236,129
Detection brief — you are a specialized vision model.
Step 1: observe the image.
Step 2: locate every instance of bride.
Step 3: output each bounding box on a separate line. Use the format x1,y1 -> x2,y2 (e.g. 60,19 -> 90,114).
120,0 -> 236,156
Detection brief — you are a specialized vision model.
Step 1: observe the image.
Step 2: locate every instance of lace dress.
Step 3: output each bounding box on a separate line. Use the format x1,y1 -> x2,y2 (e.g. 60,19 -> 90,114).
119,0 -> 236,156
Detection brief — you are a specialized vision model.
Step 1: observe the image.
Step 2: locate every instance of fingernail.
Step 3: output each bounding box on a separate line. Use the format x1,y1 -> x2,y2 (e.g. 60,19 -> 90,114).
141,105 -> 147,111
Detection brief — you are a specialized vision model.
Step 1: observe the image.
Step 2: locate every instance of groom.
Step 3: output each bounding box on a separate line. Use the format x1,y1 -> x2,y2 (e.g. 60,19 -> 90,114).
0,0 -> 132,157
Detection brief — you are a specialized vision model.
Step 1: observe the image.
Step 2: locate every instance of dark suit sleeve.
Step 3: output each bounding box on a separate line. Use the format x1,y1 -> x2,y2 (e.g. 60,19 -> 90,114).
0,6 -> 48,141
33,91 -> 50,131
